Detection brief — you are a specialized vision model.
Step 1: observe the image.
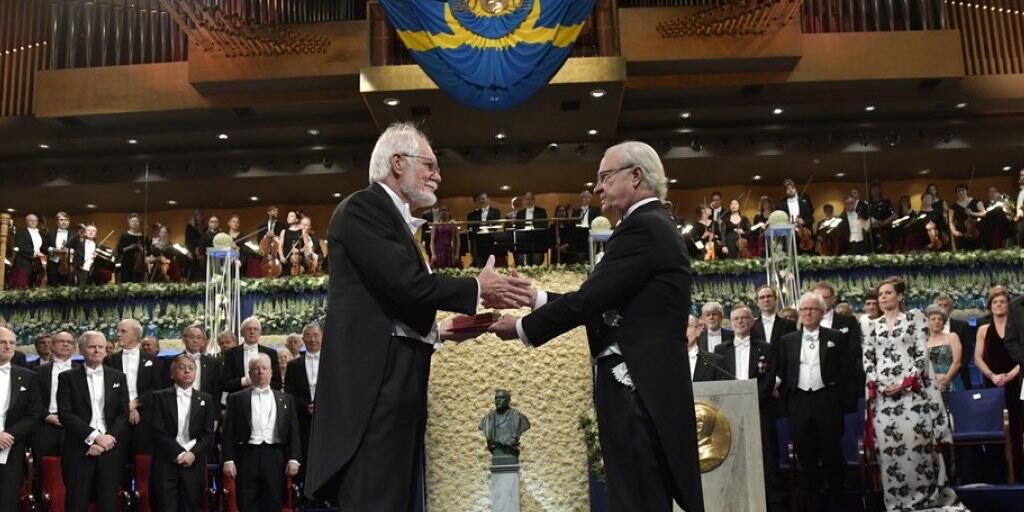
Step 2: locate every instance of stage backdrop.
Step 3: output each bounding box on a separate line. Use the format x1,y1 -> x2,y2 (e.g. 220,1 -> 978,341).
427,271 -> 592,511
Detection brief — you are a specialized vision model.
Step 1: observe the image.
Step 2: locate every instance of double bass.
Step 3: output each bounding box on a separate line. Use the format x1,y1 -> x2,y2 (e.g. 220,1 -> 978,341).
260,231 -> 282,278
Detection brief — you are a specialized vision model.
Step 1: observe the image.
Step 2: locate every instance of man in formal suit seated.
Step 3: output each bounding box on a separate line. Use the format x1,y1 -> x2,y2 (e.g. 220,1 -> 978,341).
0,326 -> 44,511
774,293 -> 854,512
223,316 -> 282,393
698,301 -> 733,353
686,315 -> 729,382
31,331 -> 79,498
169,325 -> 223,412
284,323 -> 321,477
223,353 -> 301,512
58,331 -> 130,512
29,334 -> 52,369
106,318 -> 162,456
714,306 -> 783,512
150,354 -> 216,511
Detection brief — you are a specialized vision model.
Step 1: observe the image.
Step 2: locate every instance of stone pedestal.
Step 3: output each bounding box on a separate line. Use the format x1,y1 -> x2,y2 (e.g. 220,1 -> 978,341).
673,379 -> 767,512
489,463 -> 521,512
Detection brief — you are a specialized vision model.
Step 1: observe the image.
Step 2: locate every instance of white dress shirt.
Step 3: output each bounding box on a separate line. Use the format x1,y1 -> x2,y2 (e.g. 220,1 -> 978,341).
480,208 -> 489,222
798,330 -> 825,391
380,184 -> 480,347
48,358 -> 73,414
54,229 -> 69,250
175,386 -> 197,451
27,227 -> 43,254
121,347 -> 140,401
733,337 -> 751,380
578,207 -> 591,227
846,211 -> 864,242
943,319 -> 952,334
0,363 -> 10,430
186,352 -> 203,391
688,345 -> 699,380
761,313 -> 776,342
786,197 -> 801,222
85,366 -> 107,444
304,352 -> 320,401
243,344 -> 259,381
706,329 -> 724,354
82,240 -> 96,270
249,387 -> 278,445
524,207 -> 535,228
821,310 -> 835,329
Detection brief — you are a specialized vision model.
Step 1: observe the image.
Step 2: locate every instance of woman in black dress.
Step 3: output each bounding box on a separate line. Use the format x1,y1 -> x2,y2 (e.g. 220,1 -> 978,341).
721,199 -> 750,259
277,210 -> 305,276
975,286 -> 1023,480
949,184 -> 985,251
115,213 -> 148,283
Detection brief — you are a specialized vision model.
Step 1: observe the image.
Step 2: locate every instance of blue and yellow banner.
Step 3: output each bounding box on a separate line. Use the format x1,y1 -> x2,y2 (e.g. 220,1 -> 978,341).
379,0 -> 596,111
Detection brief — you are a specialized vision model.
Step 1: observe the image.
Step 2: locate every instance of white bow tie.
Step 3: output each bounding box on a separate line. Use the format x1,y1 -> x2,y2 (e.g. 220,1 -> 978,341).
734,339 -> 750,348
253,387 -> 272,396
186,352 -> 202,361
177,389 -> 192,400
803,332 -> 819,341
122,348 -> 139,357
54,360 -> 71,370
244,344 -> 259,352
306,353 -> 320,360
86,367 -> 103,377
0,363 -> 10,374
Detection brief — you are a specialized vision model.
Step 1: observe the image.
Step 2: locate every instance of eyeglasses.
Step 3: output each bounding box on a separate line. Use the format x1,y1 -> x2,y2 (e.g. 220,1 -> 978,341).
596,165 -> 635,185
799,307 -> 823,313
400,154 -> 441,176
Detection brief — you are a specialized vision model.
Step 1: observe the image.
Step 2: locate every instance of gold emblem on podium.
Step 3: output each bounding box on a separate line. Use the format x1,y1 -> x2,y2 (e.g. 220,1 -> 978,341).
694,401 -> 732,473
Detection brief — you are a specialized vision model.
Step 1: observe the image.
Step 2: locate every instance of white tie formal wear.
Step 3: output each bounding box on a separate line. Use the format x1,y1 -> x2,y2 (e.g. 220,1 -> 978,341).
249,387 -> 278,445
175,386 -> 197,451
0,363 -> 11,430
786,197 -> 801,222
761,314 -> 776,342
121,347 -> 140,401
846,211 -> 865,242
821,310 -> 834,329
86,366 -> 108,441
706,330 -> 724,354
82,240 -> 97,271
243,344 -> 259,381
187,352 -> 203,391
688,346 -> 699,380
28,228 -> 43,254
304,352 -> 320,401
733,338 -> 751,380
798,330 -> 825,391
48,358 -> 73,414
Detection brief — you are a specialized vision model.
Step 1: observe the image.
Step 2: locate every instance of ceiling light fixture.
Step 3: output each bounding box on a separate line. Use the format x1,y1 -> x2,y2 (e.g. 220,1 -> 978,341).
166,200 -> 178,205
752,175 -> 762,181
865,105 -> 876,112
675,128 -> 693,134
587,129 -> 598,136
218,133 -> 229,140
918,169 -> 931,175
680,112 -> 692,119
383,98 -> 400,107
85,203 -> 97,209
590,88 -> 606,98
38,143 -> 49,149
307,128 -> 320,136
495,131 -> 507,141
956,102 -> 968,109
772,108 -> 784,115
5,208 -> 15,213
669,178 -> 679,184
1003,165 -> 1013,171
835,172 -> 846,177
584,182 -> 594,188
249,196 -> 259,201
127,138 -> 138,145
333,192 -> 342,198
499,185 -> 511,191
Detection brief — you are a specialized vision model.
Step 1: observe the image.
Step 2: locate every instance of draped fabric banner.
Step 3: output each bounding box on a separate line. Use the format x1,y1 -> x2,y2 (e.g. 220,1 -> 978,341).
379,0 -> 596,110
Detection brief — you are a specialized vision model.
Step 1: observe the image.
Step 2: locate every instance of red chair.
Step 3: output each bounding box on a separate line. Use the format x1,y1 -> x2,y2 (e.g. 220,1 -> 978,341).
40,455 -> 127,512
134,455 -> 152,512
222,473 -> 297,512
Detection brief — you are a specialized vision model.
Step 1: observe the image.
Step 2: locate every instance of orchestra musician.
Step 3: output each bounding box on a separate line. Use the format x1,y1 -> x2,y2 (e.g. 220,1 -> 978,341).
147,225 -> 181,282
13,213 -> 46,288
868,182 -> 896,253
277,211 -> 305,276
72,224 -> 102,287
299,216 -> 323,274
184,210 -> 205,282
114,213 -> 148,283
45,212 -> 76,286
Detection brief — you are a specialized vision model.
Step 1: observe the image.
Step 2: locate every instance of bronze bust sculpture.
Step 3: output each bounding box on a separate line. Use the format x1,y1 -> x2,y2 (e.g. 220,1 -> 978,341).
479,389 -> 531,465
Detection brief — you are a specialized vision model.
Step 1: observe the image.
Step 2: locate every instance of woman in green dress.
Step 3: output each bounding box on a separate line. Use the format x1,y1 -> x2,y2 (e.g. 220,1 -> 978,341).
925,304 -> 966,402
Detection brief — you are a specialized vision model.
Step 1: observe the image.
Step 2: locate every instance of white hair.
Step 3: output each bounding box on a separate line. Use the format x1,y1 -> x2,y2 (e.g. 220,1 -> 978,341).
606,141 -> 668,200
368,122 -> 429,184
78,330 -> 106,350
241,316 -> 262,331
701,301 -> 724,315
119,318 -> 143,340
248,352 -> 272,374
799,292 -> 827,311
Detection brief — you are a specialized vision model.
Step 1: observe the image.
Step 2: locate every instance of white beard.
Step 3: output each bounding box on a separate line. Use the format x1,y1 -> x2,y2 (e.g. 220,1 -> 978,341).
401,169 -> 436,208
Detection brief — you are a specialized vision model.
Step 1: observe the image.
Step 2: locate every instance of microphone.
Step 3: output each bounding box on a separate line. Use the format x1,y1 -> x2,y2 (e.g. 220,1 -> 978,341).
697,352 -> 737,380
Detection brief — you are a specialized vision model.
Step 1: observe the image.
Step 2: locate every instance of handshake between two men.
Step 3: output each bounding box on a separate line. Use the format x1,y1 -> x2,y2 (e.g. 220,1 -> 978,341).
437,255 -> 537,343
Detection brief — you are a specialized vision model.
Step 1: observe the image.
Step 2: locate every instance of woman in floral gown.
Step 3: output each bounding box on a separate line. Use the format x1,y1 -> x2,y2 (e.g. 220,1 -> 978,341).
864,277 -> 968,511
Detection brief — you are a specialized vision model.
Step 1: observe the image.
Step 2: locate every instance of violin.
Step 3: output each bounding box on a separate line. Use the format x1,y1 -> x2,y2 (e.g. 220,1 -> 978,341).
55,246 -> 73,276
260,232 -> 282,278
926,221 -> 944,250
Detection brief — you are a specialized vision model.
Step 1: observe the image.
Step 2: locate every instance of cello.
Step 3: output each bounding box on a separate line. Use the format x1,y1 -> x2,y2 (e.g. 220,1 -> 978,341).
260,231 -> 283,278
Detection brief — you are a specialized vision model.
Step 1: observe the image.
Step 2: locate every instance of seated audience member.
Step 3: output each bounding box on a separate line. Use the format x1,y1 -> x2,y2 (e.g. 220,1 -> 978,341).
0,326 -> 44,511
58,331 -> 130,512
150,354 -> 216,511
222,354 -> 302,512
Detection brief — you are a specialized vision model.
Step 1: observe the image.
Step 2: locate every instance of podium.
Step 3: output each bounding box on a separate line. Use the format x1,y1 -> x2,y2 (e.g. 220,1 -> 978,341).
673,380 -> 767,512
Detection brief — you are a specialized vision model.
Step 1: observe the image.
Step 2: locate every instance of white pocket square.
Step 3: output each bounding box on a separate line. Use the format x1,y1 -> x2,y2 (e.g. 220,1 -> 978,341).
144,360 -> 154,367
19,386 -> 26,391
113,382 -> 121,388
839,327 -> 849,333
200,400 -> 206,407
827,341 -> 836,348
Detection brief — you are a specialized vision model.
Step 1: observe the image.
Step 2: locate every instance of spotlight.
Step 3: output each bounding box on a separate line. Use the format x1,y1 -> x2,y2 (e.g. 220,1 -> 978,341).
38,143 -> 49,149
669,178 -> 679,184
249,196 -> 259,202
865,105 -> 876,112
547,142 -> 559,152
333,192 -> 342,198
166,200 -> 178,206
499,185 -> 511,191
835,172 -> 846,178
383,98 -> 400,107
307,128 -> 320,136
1004,165 -> 1013,171
495,131 -> 508,142
587,129 -> 599,136
218,133 -> 229,140
680,112 -> 692,119
584,182 -> 594,188
772,107 -> 784,115
85,203 -> 97,209
127,138 -> 138,145
956,102 -> 968,109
